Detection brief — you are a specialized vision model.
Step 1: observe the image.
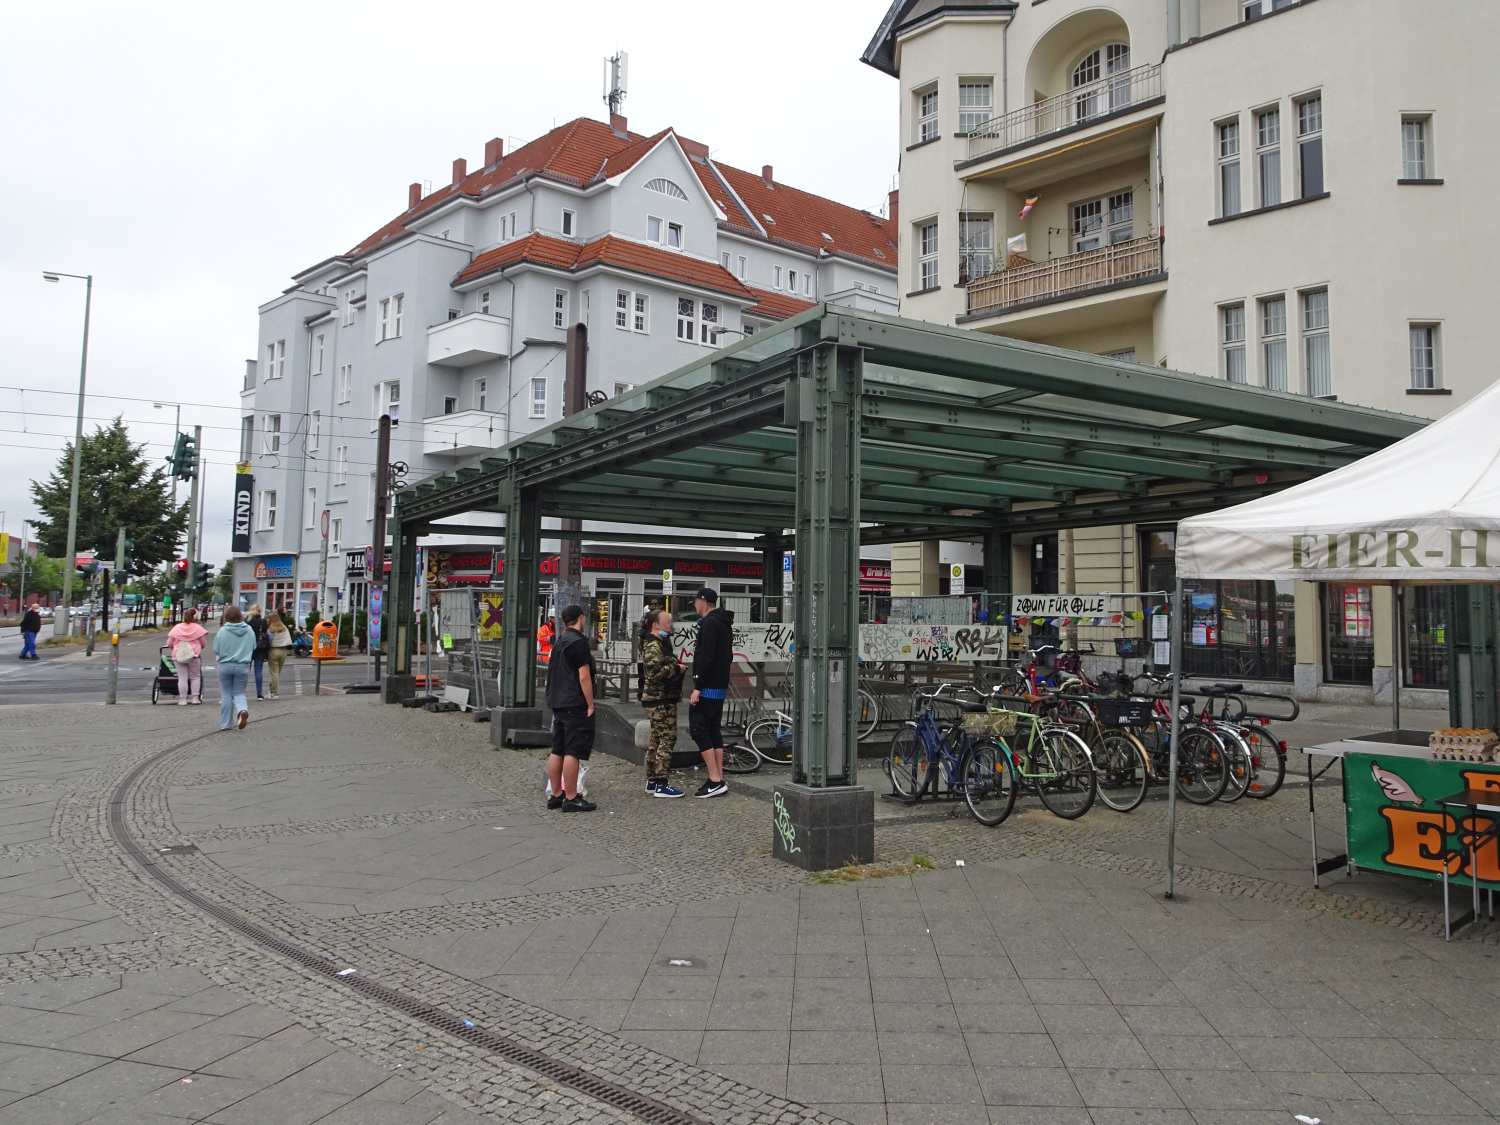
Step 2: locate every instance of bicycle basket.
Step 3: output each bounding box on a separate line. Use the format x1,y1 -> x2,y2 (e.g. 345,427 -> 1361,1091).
1095,698 -> 1157,727
1114,637 -> 1150,658
961,711 -> 1019,738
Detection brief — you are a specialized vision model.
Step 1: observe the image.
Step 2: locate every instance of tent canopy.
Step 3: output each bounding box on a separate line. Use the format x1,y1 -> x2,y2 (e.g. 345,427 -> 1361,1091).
1176,379 -> 1500,583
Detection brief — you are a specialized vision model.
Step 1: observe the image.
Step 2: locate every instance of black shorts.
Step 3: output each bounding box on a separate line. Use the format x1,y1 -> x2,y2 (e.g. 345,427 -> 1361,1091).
550,707 -> 595,760
688,695 -> 725,752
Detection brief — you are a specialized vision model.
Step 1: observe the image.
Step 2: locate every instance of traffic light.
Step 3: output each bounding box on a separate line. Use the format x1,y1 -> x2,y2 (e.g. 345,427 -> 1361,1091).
120,538 -> 136,576
170,433 -> 199,481
173,558 -> 190,585
193,561 -> 214,591
77,561 -> 98,583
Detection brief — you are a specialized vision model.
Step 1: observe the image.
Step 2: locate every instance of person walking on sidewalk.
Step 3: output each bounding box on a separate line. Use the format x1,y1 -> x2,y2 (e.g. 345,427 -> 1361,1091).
265,611 -> 292,698
246,604 -> 270,698
536,614 -> 556,664
18,607 -> 41,660
544,604 -> 597,812
688,587 -> 733,799
214,605 -> 256,730
167,609 -> 207,704
640,608 -> 686,798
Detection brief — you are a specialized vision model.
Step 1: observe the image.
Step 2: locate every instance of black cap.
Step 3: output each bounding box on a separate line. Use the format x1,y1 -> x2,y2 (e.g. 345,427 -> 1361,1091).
695,586 -> 718,604
560,603 -> 585,625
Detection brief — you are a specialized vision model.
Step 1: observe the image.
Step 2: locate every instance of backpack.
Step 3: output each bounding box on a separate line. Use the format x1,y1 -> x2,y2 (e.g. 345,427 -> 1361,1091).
173,639 -> 196,662
254,622 -> 271,653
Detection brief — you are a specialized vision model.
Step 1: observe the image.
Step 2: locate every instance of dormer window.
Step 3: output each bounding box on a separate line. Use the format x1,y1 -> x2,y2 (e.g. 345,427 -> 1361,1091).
645,178 -> 688,200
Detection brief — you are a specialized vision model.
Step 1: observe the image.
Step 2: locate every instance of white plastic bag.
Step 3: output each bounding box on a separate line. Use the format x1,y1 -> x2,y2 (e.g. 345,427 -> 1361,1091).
543,763 -> 589,798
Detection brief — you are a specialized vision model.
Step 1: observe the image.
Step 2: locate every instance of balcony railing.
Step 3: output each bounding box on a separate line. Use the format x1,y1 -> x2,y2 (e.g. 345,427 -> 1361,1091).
966,236 -> 1162,317
966,62 -> 1163,161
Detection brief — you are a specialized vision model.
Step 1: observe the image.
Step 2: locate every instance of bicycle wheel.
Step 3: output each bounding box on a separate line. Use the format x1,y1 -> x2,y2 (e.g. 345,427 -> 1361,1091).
996,670 -> 1027,697
1035,728 -> 1097,819
1241,724 -> 1287,799
1175,728 -> 1229,804
1217,728 -> 1254,803
884,723 -> 923,798
1051,696 -> 1095,726
722,741 -> 762,775
1093,730 -> 1149,812
857,688 -> 880,742
747,716 -> 795,764
961,738 -> 1016,826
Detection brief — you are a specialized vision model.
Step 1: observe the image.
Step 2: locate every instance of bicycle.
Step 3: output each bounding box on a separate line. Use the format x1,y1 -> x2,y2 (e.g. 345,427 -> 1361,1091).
729,685 -> 882,773
980,694 -> 1098,819
1191,682 -> 1290,800
885,688 -> 1018,826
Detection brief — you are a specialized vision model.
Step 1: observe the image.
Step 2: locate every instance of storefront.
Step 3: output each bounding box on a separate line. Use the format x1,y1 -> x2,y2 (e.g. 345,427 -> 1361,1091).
250,555 -> 296,616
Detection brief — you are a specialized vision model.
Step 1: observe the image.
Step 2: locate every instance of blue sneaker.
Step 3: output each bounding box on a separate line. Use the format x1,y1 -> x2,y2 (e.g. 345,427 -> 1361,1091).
653,782 -> 686,798
644,781 -> 658,795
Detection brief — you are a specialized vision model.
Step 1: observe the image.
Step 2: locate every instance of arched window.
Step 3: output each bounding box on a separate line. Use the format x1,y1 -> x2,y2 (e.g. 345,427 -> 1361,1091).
644,178 -> 688,200
1073,43 -> 1131,120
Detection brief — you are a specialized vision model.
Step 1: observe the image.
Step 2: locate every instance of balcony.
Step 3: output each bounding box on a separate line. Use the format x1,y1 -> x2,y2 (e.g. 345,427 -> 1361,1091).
423,410 -> 509,459
427,312 -> 511,367
965,236 -> 1162,318
964,63 -> 1163,164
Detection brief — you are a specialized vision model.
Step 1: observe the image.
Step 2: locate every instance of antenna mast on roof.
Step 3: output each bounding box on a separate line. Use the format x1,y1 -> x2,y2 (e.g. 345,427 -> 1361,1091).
603,50 -> 628,115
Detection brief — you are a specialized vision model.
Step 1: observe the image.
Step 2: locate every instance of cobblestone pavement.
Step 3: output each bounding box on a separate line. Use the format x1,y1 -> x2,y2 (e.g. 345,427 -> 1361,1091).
0,694 -> 1496,1125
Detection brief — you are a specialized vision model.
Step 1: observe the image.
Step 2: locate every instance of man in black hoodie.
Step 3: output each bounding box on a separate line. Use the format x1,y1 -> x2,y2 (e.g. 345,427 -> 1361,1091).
688,587 -> 733,798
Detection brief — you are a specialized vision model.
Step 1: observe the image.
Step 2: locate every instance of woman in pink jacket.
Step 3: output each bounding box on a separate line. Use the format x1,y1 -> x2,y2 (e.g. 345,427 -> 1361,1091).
167,609 -> 208,705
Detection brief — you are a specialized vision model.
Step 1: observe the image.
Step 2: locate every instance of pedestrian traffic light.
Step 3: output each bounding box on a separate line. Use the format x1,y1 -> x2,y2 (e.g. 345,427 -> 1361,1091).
193,561 -> 214,591
171,433 -> 199,481
173,558 -> 190,585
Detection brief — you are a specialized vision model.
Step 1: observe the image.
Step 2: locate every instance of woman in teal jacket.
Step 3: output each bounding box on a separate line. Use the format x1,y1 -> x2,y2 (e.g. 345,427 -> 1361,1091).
213,605 -> 257,730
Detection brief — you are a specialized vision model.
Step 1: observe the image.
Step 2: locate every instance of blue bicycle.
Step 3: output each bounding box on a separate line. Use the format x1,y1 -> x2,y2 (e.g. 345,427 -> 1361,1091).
884,687 -> 1017,826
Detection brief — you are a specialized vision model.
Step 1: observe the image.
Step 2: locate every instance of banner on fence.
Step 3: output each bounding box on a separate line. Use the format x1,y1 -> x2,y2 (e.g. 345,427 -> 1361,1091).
1010,594 -> 1107,616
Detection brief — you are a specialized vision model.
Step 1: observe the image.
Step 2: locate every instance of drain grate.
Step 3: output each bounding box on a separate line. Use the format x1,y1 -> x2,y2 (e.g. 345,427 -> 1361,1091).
109,735 -> 711,1125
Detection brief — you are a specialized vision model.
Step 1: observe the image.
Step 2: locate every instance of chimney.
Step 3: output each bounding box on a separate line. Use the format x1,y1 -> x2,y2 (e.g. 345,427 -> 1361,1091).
484,137 -> 504,166
888,188 -> 899,229
451,158 -> 467,186
762,164 -> 774,187
609,113 -> 628,138
408,182 -> 422,209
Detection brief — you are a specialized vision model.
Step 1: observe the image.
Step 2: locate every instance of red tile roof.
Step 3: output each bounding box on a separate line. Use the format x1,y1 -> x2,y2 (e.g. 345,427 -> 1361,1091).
456,232 -> 756,301
743,287 -> 816,320
335,117 -> 898,274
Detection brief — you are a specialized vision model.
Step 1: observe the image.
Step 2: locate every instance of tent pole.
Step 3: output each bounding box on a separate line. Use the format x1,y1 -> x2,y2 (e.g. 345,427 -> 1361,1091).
1165,578 -> 1183,899
1392,585 -> 1403,732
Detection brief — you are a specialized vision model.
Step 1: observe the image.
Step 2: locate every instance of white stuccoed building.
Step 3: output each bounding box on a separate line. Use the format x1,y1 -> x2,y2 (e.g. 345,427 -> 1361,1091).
234,114 -> 898,623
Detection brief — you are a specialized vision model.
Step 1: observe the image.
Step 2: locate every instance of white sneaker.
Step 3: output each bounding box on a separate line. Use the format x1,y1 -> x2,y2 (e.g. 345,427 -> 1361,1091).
177,700 -> 187,706
268,693 -> 279,700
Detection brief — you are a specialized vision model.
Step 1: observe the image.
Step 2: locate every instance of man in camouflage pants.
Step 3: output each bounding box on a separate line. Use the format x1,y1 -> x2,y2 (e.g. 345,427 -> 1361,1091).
640,608 -> 686,798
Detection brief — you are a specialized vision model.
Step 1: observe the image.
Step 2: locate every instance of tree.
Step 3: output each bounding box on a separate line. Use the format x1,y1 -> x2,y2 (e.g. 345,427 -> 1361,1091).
30,418 -> 189,571
212,558 -> 233,603
3,555 -> 63,600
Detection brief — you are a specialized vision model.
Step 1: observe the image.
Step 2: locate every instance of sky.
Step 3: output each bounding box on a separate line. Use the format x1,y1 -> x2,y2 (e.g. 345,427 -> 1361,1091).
0,0 -> 896,567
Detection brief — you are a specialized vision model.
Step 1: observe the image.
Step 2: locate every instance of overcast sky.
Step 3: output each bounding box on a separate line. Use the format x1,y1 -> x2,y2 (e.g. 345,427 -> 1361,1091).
0,0 -> 895,566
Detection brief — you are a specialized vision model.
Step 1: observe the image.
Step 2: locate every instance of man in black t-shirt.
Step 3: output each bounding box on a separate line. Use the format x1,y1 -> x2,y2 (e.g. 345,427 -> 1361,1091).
544,604 -> 597,812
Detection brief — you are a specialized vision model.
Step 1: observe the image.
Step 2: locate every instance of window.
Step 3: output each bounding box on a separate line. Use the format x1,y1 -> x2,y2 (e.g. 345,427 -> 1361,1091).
341,289 -> 355,326
329,517 -> 341,553
676,296 -> 697,342
1302,289 -> 1331,396
310,409 -> 321,452
647,216 -> 662,242
721,251 -> 731,270
958,211 -> 993,282
561,209 -> 575,236
614,382 -> 634,397
305,488 -> 317,529
1072,200 -> 1102,252
615,289 -> 630,329
377,294 -> 403,340
443,396 -> 456,415
957,80 -> 992,134
499,211 -> 517,240
553,288 -> 569,329
644,178 -> 688,200
338,363 -> 352,404
804,273 -> 812,297
1261,296 -> 1288,390
530,377 -> 547,418
666,222 -> 682,248
258,490 -> 277,531
1102,348 -> 1137,362
615,290 -> 648,333
375,380 -> 400,426
917,86 -> 939,142
632,292 -> 648,333
1242,0 -> 1296,18
788,269 -> 798,293
1072,44 -> 1130,121
312,333 -> 325,375
773,265 -> 782,289
335,446 -> 348,486
264,339 -> 285,380
474,377 -> 487,411
263,414 -> 281,454
1221,304 -> 1247,383
1296,94 -> 1323,197
1106,191 -> 1133,243
447,307 -> 460,321
1256,107 -> 1281,207
737,255 -> 747,278
1409,324 -> 1439,389
700,302 -> 719,345
582,289 -> 590,325
479,288 -> 491,314
239,415 -> 254,461
918,221 -> 939,290
1218,119 -> 1242,217
1401,115 -> 1431,179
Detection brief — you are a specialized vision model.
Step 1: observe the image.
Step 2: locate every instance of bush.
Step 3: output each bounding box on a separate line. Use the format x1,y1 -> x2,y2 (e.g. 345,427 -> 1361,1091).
337,613 -> 353,647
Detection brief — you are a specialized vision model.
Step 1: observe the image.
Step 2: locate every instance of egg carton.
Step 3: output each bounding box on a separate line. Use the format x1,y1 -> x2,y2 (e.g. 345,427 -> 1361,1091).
1431,747 -> 1497,762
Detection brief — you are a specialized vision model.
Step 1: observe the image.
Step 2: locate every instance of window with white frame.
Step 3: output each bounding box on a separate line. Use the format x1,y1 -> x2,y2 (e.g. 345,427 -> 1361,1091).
1218,119 -> 1242,217
614,382 -> 634,397
312,333 -> 325,375
1072,193 -> 1131,250
264,340 -> 285,380
803,273 -> 812,297
374,381 -> 400,427
530,377 -> 547,418
615,289 -> 630,329
341,289 -> 355,326
918,221 -> 939,290
666,222 -> 682,248
645,178 -> 688,199
258,489 -> 277,530
263,413 -> 281,454
632,292 -> 648,332
699,302 -> 719,345
479,287 -> 491,314
721,251 -> 731,270
310,409 -> 320,452
1261,295 -> 1288,390
499,211 -> 517,240
788,269 -> 798,293
1221,304 -> 1247,383
338,363 -> 352,404
1302,289 -> 1331,396
335,445 -> 348,486
773,265 -> 783,289
1409,323 -> 1439,389
957,80 -> 992,134
474,377 -> 487,411
1256,106 -> 1281,207
1296,94 -> 1323,197
1401,115 -> 1432,179
553,289 -> 569,329
240,415 -> 254,461
737,255 -> 747,278
958,212 -> 993,282
1242,0 -> 1296,18
447,307 -> 460,321
561,209 -> 575,236
329,517 -> 341,553
305,487 -> 317,529
676,297 -> 697,342
444,396 -> 456,414
916,86 -> 939,143
615,290 -> 649,333
377,294 -> 403,340
647,216 -> 662,242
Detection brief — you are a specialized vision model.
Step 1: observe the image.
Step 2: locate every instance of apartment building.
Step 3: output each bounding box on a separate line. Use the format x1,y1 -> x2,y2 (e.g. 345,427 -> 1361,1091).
863,0 -> 1496,699
235,115 -> 897,623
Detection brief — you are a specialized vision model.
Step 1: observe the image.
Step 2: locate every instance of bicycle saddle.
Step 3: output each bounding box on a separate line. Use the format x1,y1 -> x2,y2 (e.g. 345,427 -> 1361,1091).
1204,682 -> 1245,696
956,701 -> 988,714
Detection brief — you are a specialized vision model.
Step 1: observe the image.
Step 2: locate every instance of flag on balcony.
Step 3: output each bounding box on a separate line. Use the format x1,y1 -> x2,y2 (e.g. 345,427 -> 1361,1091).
1006,233 -> 1028,255
1018,195 -> 1039,219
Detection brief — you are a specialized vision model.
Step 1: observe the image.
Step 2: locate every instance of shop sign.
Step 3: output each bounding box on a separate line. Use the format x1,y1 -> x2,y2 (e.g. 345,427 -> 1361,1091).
253,556 -> 294,579
300,581 -> 319,589
232,470 -> 254,553
345,549 -> 367,576
1011,594 -> 1107,616
239,582 -> 258,591
1345,752 -> 1499,886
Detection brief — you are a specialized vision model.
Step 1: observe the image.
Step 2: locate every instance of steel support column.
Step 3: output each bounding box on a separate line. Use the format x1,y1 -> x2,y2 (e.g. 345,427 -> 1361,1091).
499,473 -> 541,709
983,528 -> 1013,595
388,517 -> 419,678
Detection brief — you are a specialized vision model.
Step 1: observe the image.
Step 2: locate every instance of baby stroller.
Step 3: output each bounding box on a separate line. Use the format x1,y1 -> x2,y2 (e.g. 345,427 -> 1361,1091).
150,646 -> 180,704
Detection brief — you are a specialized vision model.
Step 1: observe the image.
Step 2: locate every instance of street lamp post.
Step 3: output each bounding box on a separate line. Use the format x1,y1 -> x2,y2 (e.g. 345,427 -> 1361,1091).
43,271 -> 93,638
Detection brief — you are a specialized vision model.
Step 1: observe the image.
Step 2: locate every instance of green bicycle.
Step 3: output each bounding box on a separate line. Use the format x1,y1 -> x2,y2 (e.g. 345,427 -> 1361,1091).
965,702 -> 1098,820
